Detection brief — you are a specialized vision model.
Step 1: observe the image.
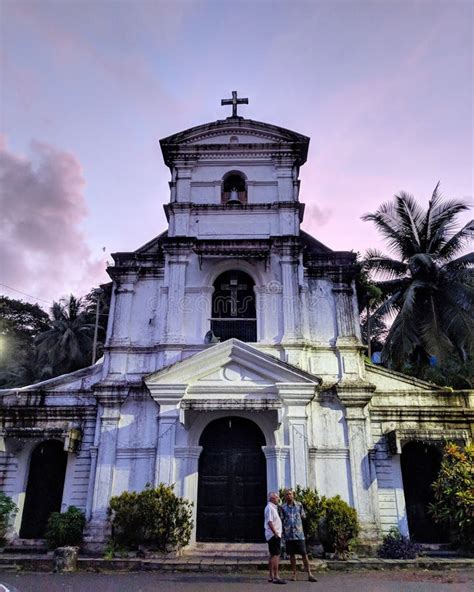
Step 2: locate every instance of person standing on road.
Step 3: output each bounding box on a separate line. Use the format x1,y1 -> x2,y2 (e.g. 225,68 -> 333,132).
281,489 -> 317,582
264,491 -> 286,585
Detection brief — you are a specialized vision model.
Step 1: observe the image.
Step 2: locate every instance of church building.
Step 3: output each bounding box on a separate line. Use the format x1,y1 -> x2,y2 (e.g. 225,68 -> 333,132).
1,94 -> 471,548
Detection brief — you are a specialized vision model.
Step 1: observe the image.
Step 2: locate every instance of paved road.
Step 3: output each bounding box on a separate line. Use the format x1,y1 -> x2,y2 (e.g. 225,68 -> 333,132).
0,570 -> 472,592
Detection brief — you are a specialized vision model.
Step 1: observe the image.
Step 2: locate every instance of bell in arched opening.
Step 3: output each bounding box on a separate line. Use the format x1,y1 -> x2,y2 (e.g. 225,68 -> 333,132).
222,172 -> 247,205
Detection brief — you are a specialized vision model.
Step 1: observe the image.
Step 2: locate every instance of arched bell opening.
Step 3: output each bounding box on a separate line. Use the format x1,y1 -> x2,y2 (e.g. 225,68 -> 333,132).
196,416 -> 267,542
210,270 -> 257,342
222,171 -> 247,205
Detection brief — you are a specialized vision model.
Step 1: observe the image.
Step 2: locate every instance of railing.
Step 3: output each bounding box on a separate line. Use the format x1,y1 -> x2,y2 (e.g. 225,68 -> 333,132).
210,318 -> 257,342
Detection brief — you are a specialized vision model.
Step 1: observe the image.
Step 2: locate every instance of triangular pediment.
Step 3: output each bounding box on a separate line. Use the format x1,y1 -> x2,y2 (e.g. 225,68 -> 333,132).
160,118 -> 309,167
145,339 -> 320,389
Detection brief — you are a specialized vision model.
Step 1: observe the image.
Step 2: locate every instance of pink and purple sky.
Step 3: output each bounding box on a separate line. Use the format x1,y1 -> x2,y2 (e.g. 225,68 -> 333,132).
1,0 -> 472,307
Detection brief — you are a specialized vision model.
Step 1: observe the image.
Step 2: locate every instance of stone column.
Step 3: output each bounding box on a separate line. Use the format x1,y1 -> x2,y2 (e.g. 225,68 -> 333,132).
174,446 -> 203,544
175,164 -> 193,202
278,240 -> 302,343
85,446 -> 98,520
84,389 -> 126,548
111,278 -> 135,345
277,385 -> 316,489
391,453 -> 409,538
339,386 -> 379,540
163,243 -> 190,345
262,446 -> 291,490
150,387 -> 186,486
275,163 -> 293,201
90,404 -> 120,520
332,283 -> 357,344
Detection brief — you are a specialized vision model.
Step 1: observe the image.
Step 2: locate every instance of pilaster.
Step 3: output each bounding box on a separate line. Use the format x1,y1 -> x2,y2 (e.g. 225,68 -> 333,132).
262,445 -> 290,490
148,385 -> 186,486
174,445 -> 203,543
163,241 -> 191,344
277,384 -> 316,488
277,240 -> 303,342
110,277 -> 136,345
338,383 -> 379,540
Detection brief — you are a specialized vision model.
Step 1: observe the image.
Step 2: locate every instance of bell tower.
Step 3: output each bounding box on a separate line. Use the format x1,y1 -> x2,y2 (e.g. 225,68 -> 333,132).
160,93 -> 309,240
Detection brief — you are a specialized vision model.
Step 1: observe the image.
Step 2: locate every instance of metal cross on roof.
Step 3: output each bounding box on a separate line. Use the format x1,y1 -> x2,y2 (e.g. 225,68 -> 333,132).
221,91 -> 248,118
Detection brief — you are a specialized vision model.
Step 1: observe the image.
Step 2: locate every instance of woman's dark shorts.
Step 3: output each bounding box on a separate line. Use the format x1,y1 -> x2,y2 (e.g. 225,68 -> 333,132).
267,535 -> 281,557
285,539 -> 307,556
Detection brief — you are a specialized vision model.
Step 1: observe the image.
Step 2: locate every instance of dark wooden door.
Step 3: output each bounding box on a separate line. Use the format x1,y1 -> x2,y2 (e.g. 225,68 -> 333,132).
20,440 -> 68,539
197,417 -> 267,542
401,441 -> 447,543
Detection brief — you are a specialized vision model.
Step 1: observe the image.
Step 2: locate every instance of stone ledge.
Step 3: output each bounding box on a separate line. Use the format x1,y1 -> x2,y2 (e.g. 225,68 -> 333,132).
0,555 -> 472,574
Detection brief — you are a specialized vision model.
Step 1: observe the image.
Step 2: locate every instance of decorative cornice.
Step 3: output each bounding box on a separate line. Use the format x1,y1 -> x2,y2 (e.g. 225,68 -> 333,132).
180,398 -> 281,411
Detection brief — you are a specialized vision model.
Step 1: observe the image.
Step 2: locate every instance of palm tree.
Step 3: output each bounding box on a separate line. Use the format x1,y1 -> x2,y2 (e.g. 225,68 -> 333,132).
35,295 -> 96,378
362,183 -> 473,373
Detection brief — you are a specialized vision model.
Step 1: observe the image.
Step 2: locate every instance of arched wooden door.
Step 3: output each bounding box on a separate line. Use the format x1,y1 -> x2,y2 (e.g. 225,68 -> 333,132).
197,417 -> 267,542
20,440 -> 68,538
401,441 -> 447,543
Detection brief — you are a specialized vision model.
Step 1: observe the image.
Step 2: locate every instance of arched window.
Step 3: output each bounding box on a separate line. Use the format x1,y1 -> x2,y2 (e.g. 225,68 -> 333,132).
222,172 -> 247,205
210,270 -> 256,342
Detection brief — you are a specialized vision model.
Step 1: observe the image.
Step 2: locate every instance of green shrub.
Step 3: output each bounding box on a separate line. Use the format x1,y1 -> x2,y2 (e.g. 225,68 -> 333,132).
320,495 -> 359,559
279,485 -> 323,542
45,506 -> 86,548
429,442 -> 474,552
0,492 -> 17,545
377,527 -> 421,559
108,483 -> 193,552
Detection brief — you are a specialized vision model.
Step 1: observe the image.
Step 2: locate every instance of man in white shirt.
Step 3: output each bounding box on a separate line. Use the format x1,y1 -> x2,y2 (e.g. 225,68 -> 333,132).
264,491 -> 286,584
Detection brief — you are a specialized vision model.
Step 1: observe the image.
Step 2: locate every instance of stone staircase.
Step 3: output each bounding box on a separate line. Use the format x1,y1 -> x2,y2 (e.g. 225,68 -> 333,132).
3,539 -> 49,554
184,543 -> 268,560
419,543 -> 459,558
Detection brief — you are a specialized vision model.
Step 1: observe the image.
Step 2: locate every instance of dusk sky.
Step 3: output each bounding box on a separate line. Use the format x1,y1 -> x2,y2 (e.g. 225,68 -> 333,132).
1,0 -> 472,307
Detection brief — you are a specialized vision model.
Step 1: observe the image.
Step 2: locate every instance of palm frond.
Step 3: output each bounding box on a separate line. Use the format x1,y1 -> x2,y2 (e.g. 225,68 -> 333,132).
437,221 -> 474,261
441,251 -> 474,272
364,251 -> 408,279
394,192 -> 424,249
423,182 -> 443,244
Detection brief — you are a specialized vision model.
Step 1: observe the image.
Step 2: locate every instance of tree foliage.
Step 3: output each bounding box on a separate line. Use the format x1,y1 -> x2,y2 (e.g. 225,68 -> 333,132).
0,491 -> 18,545
377,527 -> 421,559
362,184 -> 473,381
35,295 -> 96,379
0,286 -> 111,388
429,442 -> 474,552
0,297 -> 50,387
320,495 -> 359,559
45,506 -> 86,549
108,484 -> 193,553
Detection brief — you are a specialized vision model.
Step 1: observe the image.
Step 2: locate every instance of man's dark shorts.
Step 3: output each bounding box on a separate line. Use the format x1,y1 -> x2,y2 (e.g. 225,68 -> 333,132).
267,535 -> 281,556
285,539 -> 307,556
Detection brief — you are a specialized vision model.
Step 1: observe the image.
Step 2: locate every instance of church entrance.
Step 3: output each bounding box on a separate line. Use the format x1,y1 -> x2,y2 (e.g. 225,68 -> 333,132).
196,417 -> 267,542
20,440 -> 68,539
401,441 -> 447,543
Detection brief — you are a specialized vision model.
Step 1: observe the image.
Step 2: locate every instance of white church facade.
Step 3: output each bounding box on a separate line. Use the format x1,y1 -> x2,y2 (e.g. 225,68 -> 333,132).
1,95 -> 472,547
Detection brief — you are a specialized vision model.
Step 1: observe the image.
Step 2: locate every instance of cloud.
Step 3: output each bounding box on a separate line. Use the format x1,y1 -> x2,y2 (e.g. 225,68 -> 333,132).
0,137 -> 107,304
302,204 -> 333,229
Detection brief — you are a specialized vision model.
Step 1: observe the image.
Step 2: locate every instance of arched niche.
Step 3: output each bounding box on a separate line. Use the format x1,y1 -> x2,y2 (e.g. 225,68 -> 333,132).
210,270 -> 256,342
222,171 -> 247,204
